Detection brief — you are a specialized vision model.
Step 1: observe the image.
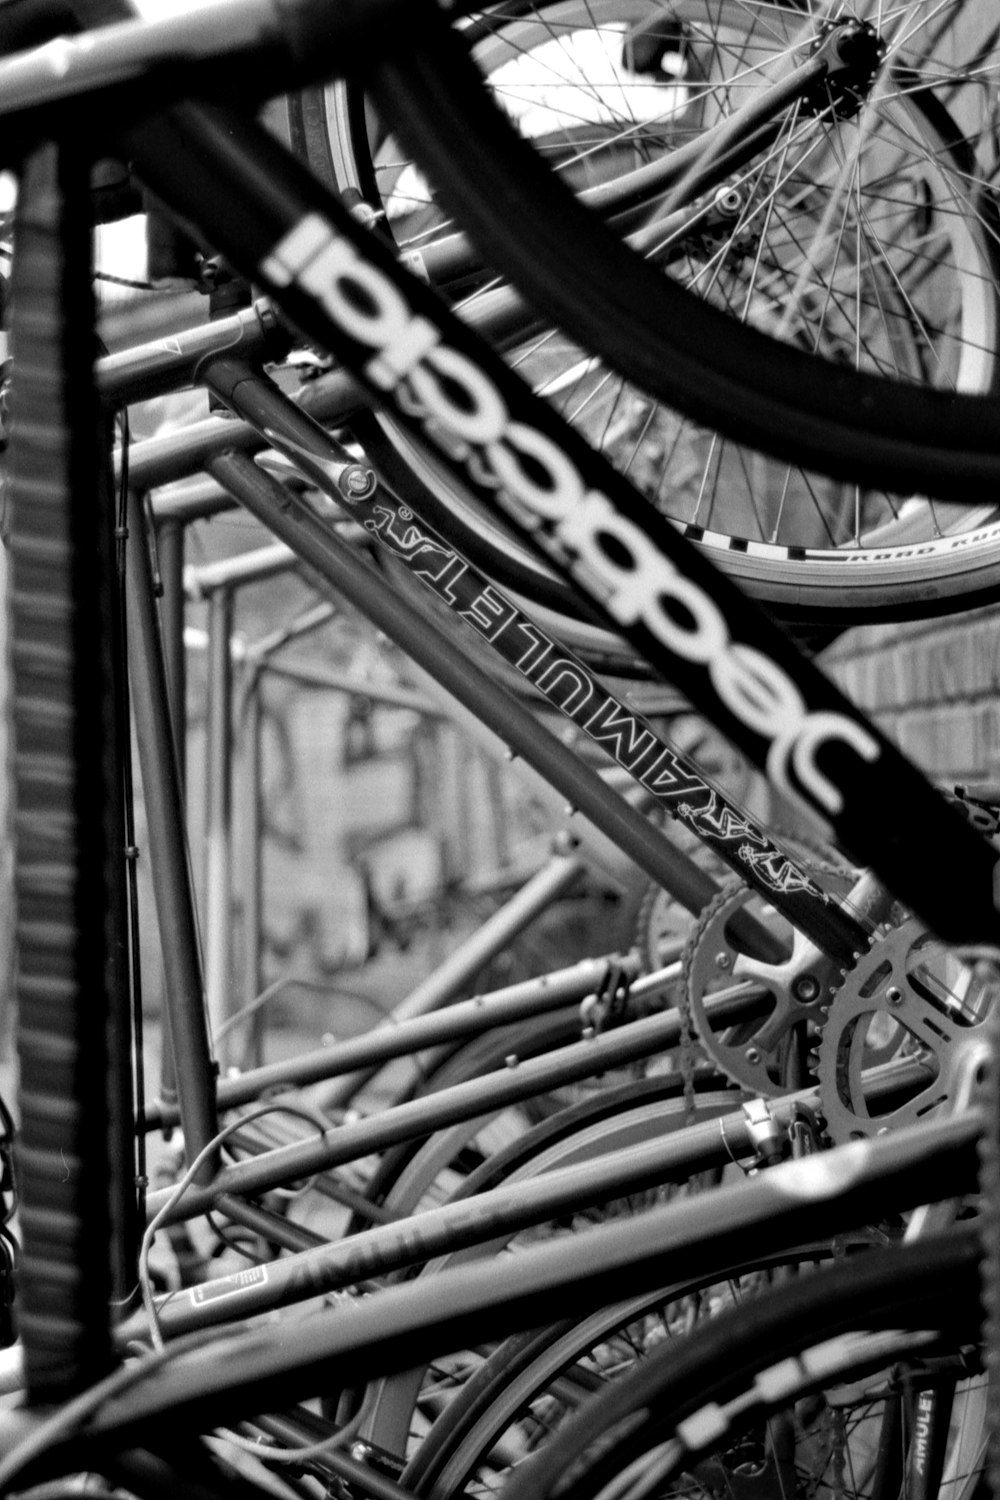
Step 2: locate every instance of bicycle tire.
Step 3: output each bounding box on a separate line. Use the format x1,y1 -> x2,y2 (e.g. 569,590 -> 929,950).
400,1239 -> 881,1500
290,1 -> 1000,622
7,140 -> 128,1401
344,1009 -> 598,1229
500,1226 -> 984,1500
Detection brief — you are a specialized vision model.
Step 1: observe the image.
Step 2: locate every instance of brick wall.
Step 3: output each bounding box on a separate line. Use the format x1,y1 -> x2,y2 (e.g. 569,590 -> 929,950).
822,604 -> 1000,784
819,5 -> 999,788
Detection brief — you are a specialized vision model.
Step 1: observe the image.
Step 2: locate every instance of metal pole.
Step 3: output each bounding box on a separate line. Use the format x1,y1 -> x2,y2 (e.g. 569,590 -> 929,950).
142,515 -> 184,1120
201,450 -> 721,924
125,488 -> 218,1174
156,516 -> 187,782
187,540 -> 296,594
262,657 -> 442,716
203,585 -> 234,1050
320,844 -> 585,1109
143,951 -> 638,1130
239,665 -> 264,1071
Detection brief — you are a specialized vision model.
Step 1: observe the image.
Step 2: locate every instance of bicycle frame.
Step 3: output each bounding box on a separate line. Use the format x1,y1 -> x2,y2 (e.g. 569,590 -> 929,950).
85,19 -> 999,943
102,312 -> 862,954
43,14 -> 989,948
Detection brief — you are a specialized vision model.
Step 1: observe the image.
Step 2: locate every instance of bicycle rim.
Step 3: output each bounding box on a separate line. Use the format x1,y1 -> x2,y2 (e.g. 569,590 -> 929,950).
401,1241 -> 894,1500
501,1227 -> 984,1500
293,1 -> 1000,622
354,1081 -> 738,1460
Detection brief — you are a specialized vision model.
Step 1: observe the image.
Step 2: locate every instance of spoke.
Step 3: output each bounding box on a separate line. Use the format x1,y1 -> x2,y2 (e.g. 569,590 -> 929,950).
360,0 -> 997,584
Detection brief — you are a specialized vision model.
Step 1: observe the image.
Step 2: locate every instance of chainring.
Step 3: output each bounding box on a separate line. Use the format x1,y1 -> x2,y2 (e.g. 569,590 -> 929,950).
637,826 -> 851,974
815,915 -> 996,1143
682,875 -> 850,1096
636,848 -> 729,974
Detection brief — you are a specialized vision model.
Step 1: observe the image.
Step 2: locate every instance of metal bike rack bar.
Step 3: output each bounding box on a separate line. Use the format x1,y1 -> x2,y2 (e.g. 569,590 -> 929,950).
143,950 -> 639,1130
318,843 -> 586,1110
200,447 -> 721,927
234,600 -> 343,1069
142,995 -> 727,1225
187,544 -> 301,1044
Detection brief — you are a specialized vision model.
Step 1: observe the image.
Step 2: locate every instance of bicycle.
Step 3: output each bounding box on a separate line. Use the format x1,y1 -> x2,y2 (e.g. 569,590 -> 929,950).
0,1 -> 997,1495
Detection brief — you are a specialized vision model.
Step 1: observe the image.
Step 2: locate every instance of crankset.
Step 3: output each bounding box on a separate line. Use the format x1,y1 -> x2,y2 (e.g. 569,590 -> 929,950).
814,915 -> 996,1143
681,875 -> 850,1097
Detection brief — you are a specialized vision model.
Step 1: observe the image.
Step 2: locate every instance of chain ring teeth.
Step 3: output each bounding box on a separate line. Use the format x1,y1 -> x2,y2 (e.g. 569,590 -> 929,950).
634,833 -> 729,976
681,876 -> 842,1097
635,828 -> 852,976
814,915 -> 994,1144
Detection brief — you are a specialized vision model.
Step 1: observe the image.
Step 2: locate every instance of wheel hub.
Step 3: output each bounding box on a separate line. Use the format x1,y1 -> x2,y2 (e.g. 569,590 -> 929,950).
806,18 -> 887,120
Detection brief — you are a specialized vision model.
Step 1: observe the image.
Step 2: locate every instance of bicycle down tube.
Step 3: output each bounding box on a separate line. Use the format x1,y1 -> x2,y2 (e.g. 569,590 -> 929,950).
200,354 -> 870,964
102,96 -> 1000,944
129,1051 -> 950,1342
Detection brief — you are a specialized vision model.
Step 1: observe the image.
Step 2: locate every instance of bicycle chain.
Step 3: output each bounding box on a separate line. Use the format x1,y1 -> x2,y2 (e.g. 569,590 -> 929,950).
635,825 -> 850,974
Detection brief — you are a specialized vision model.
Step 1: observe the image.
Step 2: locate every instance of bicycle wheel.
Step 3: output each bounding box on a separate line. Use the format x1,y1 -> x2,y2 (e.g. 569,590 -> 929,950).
499,1226 -> 985,1500
290,0 -> 1000,623
6,139 -> 132,1401
401,1240 -> 882,1500
350,1076 -> 738,1460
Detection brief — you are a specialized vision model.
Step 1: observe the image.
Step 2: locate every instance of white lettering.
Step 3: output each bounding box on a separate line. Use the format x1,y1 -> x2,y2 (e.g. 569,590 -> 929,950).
486,421 -> 584,521
713,643 -> 806,740
261,211 -> 328,285
410,345 -> 508,445
300,236 -> 410,349
264,215 -> 884,829
769,714 -> 881,816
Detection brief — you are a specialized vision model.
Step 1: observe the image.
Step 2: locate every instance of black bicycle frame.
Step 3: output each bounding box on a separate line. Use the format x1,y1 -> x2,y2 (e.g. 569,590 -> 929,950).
103,312 -> 866,964
106,99 -> 999,945
202,356 -> 864,955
